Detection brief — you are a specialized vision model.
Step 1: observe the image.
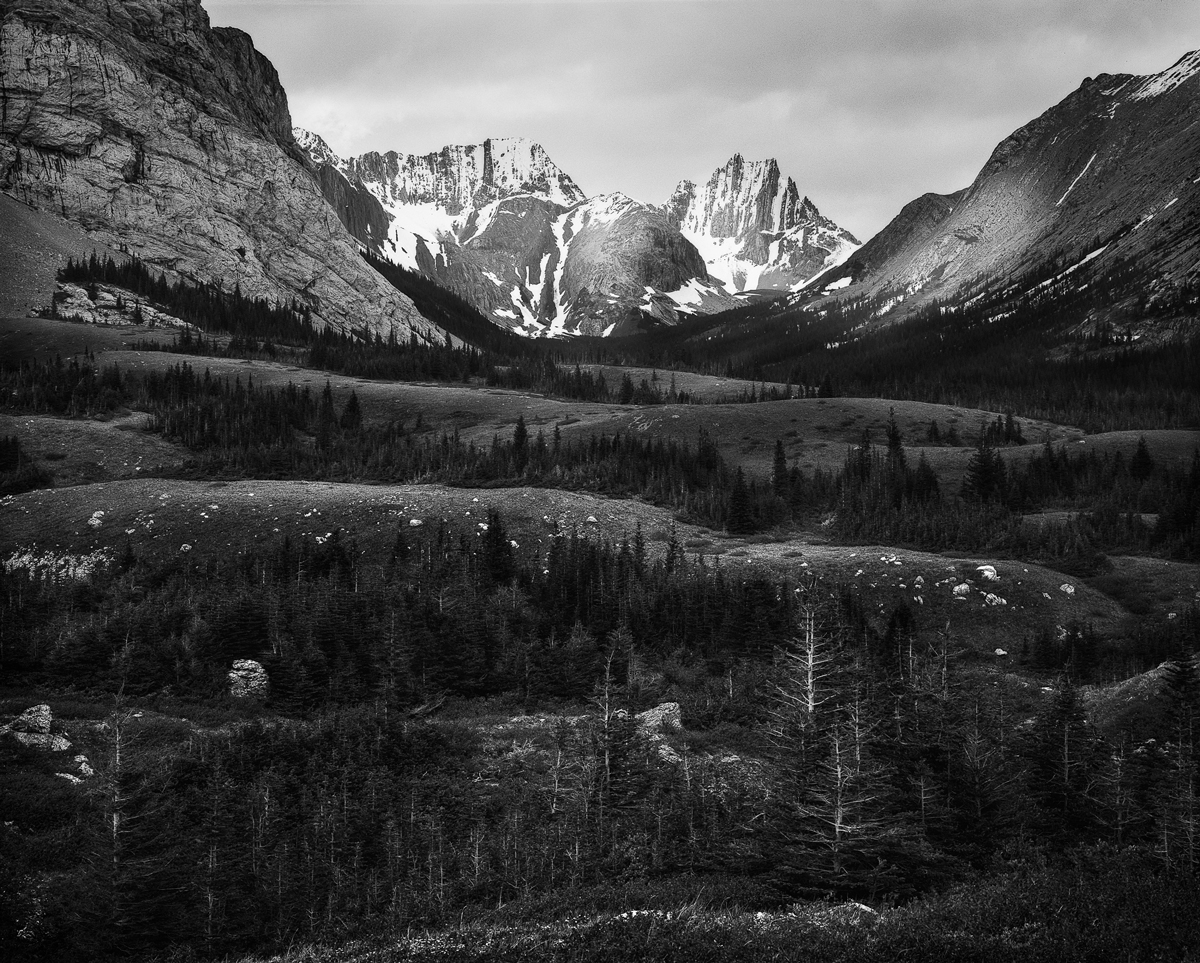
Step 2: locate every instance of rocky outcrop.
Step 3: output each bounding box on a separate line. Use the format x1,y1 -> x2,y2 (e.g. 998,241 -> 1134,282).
814,49 -> 1200,325
49,282 -> 191,327
667,155 -> 860,292
1,703 -> 71,751
0,0 -> 438,341
228,659 -> 269,699
635,702 -> 682,733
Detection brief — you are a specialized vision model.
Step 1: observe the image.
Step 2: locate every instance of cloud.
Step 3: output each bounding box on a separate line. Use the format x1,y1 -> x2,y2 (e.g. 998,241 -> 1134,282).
209,0 -> 1200,240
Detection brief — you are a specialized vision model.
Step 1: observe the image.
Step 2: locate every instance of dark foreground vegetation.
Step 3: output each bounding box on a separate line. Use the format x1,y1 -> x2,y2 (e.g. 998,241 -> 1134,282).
2,506 -> 1200,961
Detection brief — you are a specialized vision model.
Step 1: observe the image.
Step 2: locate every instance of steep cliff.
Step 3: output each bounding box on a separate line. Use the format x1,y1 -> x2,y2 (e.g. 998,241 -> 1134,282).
0,0 -> 437,340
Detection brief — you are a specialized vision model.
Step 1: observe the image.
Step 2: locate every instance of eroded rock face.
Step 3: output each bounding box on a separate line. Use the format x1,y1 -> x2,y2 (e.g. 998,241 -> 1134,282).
228,659 -> 269,699
0,0 -> 436,341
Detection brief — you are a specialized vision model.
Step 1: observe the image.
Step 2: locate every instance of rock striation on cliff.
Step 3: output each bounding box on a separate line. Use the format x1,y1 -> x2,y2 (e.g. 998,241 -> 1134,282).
0,0 -> 438,341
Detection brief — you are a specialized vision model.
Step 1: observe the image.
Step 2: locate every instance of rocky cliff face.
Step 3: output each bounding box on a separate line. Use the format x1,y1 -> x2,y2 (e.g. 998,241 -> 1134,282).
820,190 -> 965,287
553,194 -> 733,337
346,137 -> 586,217
300,131 -> 737,336
0,0 -> 437,341
814,50 -> 1200,319
666,154 -> 860,292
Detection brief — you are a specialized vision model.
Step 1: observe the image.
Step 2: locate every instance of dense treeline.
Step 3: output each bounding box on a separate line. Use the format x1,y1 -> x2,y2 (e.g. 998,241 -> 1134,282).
80,254 -> 714,405
56,254 -> 316,343
813,418 -> 1200,563
2,514 -> 1199,960
0,358 -> 788,532
679,260 -> 1200,431
3,358 -> 1198,559
55,250 -> 1199,435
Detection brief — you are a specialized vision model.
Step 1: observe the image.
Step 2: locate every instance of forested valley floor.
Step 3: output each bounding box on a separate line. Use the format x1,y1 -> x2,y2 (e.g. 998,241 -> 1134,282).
2,257 -> 1200,962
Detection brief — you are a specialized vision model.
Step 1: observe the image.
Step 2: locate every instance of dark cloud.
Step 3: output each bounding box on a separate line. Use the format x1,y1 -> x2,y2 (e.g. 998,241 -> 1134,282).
208,0 -> 1199,240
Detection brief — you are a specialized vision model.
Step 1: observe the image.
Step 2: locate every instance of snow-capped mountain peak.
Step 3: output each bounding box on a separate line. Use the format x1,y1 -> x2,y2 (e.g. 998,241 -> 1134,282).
1129,49 -> 1200,101
666,154 -> 859,292
294,127 -> 341,168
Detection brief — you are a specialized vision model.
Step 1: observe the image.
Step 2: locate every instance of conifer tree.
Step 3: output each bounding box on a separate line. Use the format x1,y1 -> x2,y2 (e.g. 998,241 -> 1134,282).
727,467 -> 755,534
1131,435 -> 1155,481
772,439 -> 789,499
962,430 -> 1005,504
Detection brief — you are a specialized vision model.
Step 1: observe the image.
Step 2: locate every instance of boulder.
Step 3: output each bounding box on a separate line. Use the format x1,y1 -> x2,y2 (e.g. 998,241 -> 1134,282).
228,659 -> 269,699
10,704 -> 52,734
1,704 -> 71,751
636,702 -> 682,733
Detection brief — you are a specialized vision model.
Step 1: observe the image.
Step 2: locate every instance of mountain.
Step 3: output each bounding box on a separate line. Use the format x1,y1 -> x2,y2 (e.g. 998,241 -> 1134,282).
812,50 -> 1200,329
0,0 -> 438,341
301,131 -> 740,337
666,155 -> 860,292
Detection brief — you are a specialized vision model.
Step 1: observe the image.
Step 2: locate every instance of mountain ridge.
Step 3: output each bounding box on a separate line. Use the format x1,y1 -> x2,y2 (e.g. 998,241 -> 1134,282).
809,48 -> 1200,332
299,129 -> 745,336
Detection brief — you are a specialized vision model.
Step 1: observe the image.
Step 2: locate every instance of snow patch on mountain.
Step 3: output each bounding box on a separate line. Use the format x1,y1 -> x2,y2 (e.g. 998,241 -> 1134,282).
1056,153 -> 1097,206
548,207 -> 577,337
1130,50 -> 1200,100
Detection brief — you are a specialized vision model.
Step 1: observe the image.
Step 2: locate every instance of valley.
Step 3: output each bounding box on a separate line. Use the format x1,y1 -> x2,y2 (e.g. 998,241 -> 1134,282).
1,1 -> 1199,961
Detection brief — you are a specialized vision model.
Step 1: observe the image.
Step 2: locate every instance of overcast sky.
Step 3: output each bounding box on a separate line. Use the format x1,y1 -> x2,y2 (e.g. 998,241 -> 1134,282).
207,0 -> 1198,242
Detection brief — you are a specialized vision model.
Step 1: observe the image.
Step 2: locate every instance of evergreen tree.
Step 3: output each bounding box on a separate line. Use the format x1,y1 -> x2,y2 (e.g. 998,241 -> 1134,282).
1131,435 -> 1155,482
513,414 -> 529,471
962,431 -> 1005,504
772,439 -> 789,499
339,390 -> 362,433
727,467 -> 755,534
885,407 -> 906,476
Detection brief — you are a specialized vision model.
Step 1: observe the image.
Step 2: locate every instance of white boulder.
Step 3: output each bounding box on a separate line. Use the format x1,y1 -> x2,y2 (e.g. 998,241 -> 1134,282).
636,702 -> 682,733
1,704 -> 71,751
228,660 -> 270,699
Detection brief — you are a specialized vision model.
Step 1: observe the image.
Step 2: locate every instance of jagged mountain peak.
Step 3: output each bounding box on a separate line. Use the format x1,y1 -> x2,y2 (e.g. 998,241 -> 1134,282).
293,127 -> 340,168
336,136 -> 586,216
668,153 -> 859,292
